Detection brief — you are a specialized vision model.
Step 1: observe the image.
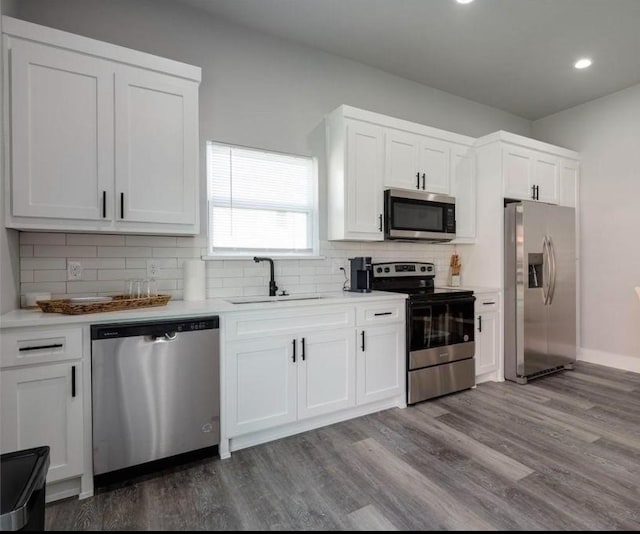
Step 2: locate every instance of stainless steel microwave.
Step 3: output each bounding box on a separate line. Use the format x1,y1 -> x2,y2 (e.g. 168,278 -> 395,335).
384,189 -> 456,242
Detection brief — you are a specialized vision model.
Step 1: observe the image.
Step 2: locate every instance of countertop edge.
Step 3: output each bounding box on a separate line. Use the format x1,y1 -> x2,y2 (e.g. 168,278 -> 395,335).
0,291 -> 408,329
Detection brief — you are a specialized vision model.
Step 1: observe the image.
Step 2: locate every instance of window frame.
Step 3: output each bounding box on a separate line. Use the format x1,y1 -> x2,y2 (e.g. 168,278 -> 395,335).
204,141 -> 320,259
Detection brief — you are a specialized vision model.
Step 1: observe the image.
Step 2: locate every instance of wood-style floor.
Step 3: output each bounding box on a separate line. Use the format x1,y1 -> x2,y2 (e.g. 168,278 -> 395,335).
46,362 -> 640,530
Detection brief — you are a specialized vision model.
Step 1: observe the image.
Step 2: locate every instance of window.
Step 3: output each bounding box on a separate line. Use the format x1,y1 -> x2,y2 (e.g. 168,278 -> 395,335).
206,142 -> 318,256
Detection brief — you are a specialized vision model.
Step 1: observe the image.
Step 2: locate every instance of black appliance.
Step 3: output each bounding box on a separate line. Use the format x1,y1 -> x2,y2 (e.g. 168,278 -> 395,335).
371,261 -> 476,404
384,189 -> 456,242
348,256 -> 372,293
0,446 -> 49,531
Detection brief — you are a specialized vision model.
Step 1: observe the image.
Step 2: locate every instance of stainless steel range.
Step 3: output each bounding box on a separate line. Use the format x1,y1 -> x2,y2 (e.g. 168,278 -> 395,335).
371,262 -> 476,404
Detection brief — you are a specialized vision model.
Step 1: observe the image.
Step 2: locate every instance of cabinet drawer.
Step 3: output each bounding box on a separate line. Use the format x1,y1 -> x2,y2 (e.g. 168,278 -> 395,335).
475,293 -> 499,312
356,301 -> 405,326
225,305 -> 356,340
1,327 -> 83,368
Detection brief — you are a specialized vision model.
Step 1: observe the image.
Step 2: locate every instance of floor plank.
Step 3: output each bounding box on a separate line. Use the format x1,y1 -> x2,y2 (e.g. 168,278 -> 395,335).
46,362 -> 640,531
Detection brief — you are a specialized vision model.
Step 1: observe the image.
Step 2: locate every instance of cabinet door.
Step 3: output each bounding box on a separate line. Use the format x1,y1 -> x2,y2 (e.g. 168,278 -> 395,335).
533,154 -> 559,204
418,137 -> 450,194
115,67 -> 198,225
345,120 -> 384,240
451,145 -> 476,241
225,336 -> 297,437
356,324 -> 404,405
10,39 -> 113,221
475,311 -> 498,376
384,129 -> 420,191
558,159 -> 578,208
297,329 -> 356,420
503,146 -> 534,200
0,362 -> 83,483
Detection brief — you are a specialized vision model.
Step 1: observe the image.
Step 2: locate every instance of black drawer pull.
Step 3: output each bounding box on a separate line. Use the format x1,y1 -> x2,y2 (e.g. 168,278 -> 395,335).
19,343 -> 63,352
478,315 -> 482,333
71,365 -> 77,397
482,302 -> 496,306
374,312 -> 393,316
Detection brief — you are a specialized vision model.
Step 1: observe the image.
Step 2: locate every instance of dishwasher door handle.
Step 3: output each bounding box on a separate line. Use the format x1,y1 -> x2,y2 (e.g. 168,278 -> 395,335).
151,332 -> 178,342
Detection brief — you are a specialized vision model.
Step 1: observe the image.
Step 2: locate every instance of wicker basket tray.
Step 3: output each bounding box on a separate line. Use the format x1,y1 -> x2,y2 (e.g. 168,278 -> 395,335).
36,294 -> 172,315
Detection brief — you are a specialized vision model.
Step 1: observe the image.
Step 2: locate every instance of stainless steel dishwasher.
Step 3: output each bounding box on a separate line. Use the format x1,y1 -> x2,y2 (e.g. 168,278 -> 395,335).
91,317 -> 219,476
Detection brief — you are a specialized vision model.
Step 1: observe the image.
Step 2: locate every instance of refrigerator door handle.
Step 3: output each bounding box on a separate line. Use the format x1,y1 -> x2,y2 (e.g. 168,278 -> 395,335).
542,237 -> 550,305
547,236 -> 558,304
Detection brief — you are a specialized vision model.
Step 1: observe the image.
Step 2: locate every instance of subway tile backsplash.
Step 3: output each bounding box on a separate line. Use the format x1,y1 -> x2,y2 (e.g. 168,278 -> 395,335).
18,232 -> 459,305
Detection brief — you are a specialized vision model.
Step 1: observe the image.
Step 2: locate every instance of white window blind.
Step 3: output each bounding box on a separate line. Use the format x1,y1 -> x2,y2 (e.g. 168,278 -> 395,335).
207,142 -> 317,255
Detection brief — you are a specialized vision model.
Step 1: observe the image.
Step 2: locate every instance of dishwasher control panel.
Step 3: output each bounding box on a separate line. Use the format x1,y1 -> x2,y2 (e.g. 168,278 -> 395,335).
91,317 -> 219,340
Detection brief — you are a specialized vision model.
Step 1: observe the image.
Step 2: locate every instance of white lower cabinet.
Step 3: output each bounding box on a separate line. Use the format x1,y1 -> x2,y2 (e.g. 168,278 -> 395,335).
225,336 -> 298,437
0,361 -> 84,483
226,328 -> 357,437
223,300 -> 406,450
297,329 -> 356,420
357,325 -> 404,404
474,293 -> 501,380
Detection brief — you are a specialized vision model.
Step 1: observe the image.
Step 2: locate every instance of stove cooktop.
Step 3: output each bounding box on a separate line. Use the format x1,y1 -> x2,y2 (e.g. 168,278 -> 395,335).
397,287 -> 474,301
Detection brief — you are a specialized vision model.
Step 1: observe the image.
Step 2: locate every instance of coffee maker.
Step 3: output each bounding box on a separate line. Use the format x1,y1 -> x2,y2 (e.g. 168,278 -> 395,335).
348,257 -> 372,293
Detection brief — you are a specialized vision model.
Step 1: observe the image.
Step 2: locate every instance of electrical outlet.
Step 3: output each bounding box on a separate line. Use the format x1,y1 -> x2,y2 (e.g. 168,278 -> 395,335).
147,260 -> 159,279
67,261 -> 82,281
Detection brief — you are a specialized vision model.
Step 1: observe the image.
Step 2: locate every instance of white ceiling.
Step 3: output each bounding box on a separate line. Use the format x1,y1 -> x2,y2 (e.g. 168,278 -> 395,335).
177,0 -> 640,120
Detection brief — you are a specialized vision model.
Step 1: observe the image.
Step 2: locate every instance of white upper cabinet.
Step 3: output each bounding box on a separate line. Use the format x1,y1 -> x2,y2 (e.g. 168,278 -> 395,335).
9,39 -> 114,223
3,17 -> 201,235
418,137 -> 450,194
384,129 -> 450,194
326,109 -> 384,241
496,132 -> 577,206
558,158 -> 578,208
115,66 -> 198,226
450,145 -> 476,242
327,106 -> 474,241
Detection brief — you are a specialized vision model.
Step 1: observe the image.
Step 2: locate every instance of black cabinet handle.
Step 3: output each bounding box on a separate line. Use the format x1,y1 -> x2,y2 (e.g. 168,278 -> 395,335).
416,172 -> 420,189
482,301 -> 496,306
536,185 -> 540,200
71,365 -> 76,398
292,339 -> 296,363
478,316 -> 482,333
102,191 -> 107,218
361,330 -> 366,352
422,173 -> 426,190
531,185 -> 536,200
378,214 -> 383,232
120,192 -> 124,219
301,338 -> 306,361
374,312 -> 393,316
19,343 -> 63,352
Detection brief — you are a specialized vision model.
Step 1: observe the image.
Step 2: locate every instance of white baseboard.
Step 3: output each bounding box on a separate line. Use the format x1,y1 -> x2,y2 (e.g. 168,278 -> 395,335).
578,347 -> 640,374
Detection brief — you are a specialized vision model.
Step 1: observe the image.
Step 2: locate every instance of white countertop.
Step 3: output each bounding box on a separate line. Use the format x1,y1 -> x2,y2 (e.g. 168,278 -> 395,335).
0,291 -> 407,329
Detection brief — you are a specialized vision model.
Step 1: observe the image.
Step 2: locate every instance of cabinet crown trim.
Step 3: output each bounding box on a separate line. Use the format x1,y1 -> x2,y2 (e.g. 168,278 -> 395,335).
329,105 -> 476,147
3,16 -> 201,82
475,130 -> 579,160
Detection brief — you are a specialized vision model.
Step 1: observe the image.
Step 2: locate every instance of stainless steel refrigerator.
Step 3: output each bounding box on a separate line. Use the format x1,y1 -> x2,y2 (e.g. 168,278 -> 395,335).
504,201 -> 576,384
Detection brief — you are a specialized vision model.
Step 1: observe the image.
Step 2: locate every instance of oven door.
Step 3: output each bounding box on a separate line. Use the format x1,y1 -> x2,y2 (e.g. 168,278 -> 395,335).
385,189 -> 456,241
409,296 -> 475,370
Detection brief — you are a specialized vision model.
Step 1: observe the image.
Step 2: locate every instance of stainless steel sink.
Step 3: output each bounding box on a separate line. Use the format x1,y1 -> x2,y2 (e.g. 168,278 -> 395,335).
227,296 -> 327,304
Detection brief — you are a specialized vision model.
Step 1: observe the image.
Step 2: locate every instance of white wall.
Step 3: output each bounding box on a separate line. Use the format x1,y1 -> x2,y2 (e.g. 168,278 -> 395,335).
0,0 -> 20,313
533,83 -> 640,370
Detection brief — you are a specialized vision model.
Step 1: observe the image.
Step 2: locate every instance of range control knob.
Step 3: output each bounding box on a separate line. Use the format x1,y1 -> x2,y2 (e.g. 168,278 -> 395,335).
384,267 -> 390,273
376,267 -> 382,273
420,266 -> 426,272
428,265 -> 434,272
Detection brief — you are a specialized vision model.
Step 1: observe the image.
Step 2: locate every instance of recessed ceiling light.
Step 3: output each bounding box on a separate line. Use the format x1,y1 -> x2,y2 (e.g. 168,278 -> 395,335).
574,58 -> 592,69
456,0 -> 475,4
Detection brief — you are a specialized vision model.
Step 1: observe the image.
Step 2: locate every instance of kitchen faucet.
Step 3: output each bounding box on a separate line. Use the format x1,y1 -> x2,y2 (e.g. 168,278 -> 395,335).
253,257 -> 278,296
